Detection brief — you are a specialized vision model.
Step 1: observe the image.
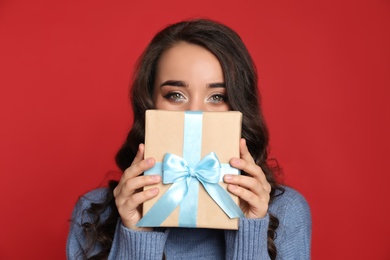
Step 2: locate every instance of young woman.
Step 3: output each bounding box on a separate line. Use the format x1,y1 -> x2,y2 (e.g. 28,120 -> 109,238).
67,19 -> 311,259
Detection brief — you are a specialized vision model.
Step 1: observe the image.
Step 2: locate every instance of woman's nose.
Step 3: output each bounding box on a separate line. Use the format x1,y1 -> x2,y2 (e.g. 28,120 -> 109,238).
187,99 -> 206,111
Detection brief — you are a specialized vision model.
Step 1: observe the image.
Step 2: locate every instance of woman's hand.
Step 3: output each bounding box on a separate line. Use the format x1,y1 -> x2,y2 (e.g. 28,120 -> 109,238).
113,143 -> 161,231
224,138 -> 271,219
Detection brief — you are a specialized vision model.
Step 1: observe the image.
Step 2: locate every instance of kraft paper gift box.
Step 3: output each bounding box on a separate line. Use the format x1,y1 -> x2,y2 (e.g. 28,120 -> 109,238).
137,110 -> 244,230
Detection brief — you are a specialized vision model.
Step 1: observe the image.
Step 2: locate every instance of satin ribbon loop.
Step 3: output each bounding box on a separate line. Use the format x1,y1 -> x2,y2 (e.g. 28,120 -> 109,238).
162,152 -> 221,185
162,153 -> 190,184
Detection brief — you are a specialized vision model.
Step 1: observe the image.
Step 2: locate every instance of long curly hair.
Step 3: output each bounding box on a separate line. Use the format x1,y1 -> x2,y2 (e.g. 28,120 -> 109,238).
81,18 -> 284,259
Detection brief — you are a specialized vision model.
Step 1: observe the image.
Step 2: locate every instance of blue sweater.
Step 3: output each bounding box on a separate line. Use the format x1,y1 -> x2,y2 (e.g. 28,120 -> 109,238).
67,186 -> 311,259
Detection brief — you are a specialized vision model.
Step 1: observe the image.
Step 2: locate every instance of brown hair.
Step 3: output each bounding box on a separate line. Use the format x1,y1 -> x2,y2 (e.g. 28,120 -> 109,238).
82,18 -> 284,259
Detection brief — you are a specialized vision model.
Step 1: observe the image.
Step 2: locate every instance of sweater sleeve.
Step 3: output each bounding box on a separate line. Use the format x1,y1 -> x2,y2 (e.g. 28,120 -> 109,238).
108,219 -> 168,260
224,216 -> 271,260
224,187 -> 311,260
66,188 -> 169,260
271,187 -> 312,260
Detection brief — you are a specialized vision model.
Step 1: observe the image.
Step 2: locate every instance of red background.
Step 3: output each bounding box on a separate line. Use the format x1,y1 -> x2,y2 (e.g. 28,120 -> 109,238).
0,0 -> 389,259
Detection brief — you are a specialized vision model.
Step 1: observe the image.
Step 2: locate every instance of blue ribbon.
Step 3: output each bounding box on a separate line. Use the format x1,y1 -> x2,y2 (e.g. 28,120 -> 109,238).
137,112 -> 244,227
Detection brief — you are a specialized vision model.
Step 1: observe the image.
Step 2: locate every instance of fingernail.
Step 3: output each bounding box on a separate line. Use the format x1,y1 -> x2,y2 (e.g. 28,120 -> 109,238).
150,188 -> 158,195
151,175 -> 161,181
146,158 -> 154,165
231,158 -> 240,165
224,174 -> 233,181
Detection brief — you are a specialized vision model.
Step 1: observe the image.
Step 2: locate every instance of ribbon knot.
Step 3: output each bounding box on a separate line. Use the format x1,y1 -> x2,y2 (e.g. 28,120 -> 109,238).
162,152 -> 221,186
189,168 -> 196,177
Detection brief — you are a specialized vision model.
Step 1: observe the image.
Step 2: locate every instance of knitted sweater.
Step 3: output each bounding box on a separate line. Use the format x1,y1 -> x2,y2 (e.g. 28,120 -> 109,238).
67,186 -> 311,259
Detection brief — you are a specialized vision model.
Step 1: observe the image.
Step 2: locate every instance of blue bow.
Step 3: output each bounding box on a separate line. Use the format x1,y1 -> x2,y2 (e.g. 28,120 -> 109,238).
137,152 -> 244,227
163,152 -> 221,185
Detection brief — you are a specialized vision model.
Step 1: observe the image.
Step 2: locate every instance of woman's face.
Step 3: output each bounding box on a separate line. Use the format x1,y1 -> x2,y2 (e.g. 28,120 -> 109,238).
153,42 -> 229,111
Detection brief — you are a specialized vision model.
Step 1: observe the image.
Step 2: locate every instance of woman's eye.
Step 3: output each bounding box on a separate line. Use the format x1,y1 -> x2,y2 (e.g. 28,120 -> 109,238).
163,92 -> 185,102
209,94 -> 226,103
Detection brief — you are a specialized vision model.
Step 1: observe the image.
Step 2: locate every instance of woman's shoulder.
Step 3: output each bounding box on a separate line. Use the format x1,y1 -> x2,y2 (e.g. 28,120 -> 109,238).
272,186 -> 310,206
71,187 -> 111,223
269,186 -> 311,225
82,187 -> 110,202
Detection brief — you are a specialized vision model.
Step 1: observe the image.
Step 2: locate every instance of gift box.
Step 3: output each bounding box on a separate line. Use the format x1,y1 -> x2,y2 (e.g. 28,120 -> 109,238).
137,110 -> 244,230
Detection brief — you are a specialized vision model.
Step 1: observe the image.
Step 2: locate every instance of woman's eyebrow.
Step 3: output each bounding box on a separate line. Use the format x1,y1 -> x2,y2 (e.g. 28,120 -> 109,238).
208,82 -> 226,88
159,80 -> 187,87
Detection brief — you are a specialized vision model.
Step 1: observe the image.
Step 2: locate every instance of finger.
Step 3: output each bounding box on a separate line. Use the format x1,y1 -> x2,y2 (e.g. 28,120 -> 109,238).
225,161 -> 271,194
239,138 -> 255,163
131,143 -> 145,166
229,156 -> 261,179
224,174 -> 267,196
123,187 -> 160,210
114,157 -> 156,197
227,184 -> 269,217
227,183 -> 269,205
124,157 -> 155,180
225,175 -> 271,200
115,144 -> 146,196
116,174 -> 161,204
117,187 -> 160,230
